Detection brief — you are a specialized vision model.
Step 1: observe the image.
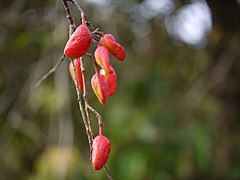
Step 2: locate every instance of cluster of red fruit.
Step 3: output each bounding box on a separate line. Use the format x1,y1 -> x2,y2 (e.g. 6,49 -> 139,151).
63,18 -> 125,170
65,18 -> 125,104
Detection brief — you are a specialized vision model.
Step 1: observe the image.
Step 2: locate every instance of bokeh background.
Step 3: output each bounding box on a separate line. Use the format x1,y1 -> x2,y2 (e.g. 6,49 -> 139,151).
1,0 -> 240,179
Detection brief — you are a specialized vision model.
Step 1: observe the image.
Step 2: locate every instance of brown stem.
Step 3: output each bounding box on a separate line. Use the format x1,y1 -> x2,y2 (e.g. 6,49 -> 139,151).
85,53 -> 94,59
69,0 -> 85,20
35,54 -> 65,88
104,166 -> 113,180
79,57 -> 95,161
87,104 -> 103,126
62,0 -> 75,25
85,53 -> 100,74
91,28 -> 104,41
69,0 -> 95,30
80,57 -> 94,141
70,59 -> 92,148
61,0 -> 76,34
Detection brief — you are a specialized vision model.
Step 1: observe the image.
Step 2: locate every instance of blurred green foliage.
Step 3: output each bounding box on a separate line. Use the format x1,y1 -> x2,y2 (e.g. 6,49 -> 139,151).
0,0 -> 240,179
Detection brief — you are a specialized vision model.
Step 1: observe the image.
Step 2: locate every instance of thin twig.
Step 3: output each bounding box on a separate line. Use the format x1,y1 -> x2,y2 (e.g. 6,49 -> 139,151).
85,53 -> 99,68
87,104 -> 103,126
35,0 -> 76,89
104,166 -> 113,180
69,0 -> 95,30
69,0 -> 84,19
80,57 -> 94,161
80,57 -> 94,141
62,0 -> 76,34
35,54 -> 65,88
85,53 -> 94,59
70,59 -> 92,148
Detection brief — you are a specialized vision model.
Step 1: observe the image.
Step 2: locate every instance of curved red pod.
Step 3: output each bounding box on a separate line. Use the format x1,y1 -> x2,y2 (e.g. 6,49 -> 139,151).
64,24 -> 92,59
94,45 -> 113,74
92,134 -> 111,170
100,34 -> 126,61
100,68 -> 117,96
69,59 -> 83,90
91,73 -> 109,104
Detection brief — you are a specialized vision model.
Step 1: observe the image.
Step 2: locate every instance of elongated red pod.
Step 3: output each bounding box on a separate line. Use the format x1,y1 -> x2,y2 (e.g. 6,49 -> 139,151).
64,24 -> 92,59
100,34 -> 126,61
69,59 -> 83,90
92,134 -> 111,170
91,73 -> 109,104
94,45 -> 113,74
100,68 -> 117,96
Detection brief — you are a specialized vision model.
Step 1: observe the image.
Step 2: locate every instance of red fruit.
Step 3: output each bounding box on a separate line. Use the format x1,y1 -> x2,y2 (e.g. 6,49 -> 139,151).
100,34 -> 126,61
92,133 -> 111,170
104,34 -> 116,41
100,68 -> 117,96
64,24 -> 92,59
94,45 -> 113,74
69,59 -> 83,90
91,73 -> 109,104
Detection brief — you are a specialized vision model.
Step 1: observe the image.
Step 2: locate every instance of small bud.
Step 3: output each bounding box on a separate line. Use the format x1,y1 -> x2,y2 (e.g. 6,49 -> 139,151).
100,34 -> 126,61
64,24 -> 92,59
91,73 -> 109,104
92,133 -> 111,170
100,68 -> 117,96
94,45 -> 113,74
69,59 -> 83,90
